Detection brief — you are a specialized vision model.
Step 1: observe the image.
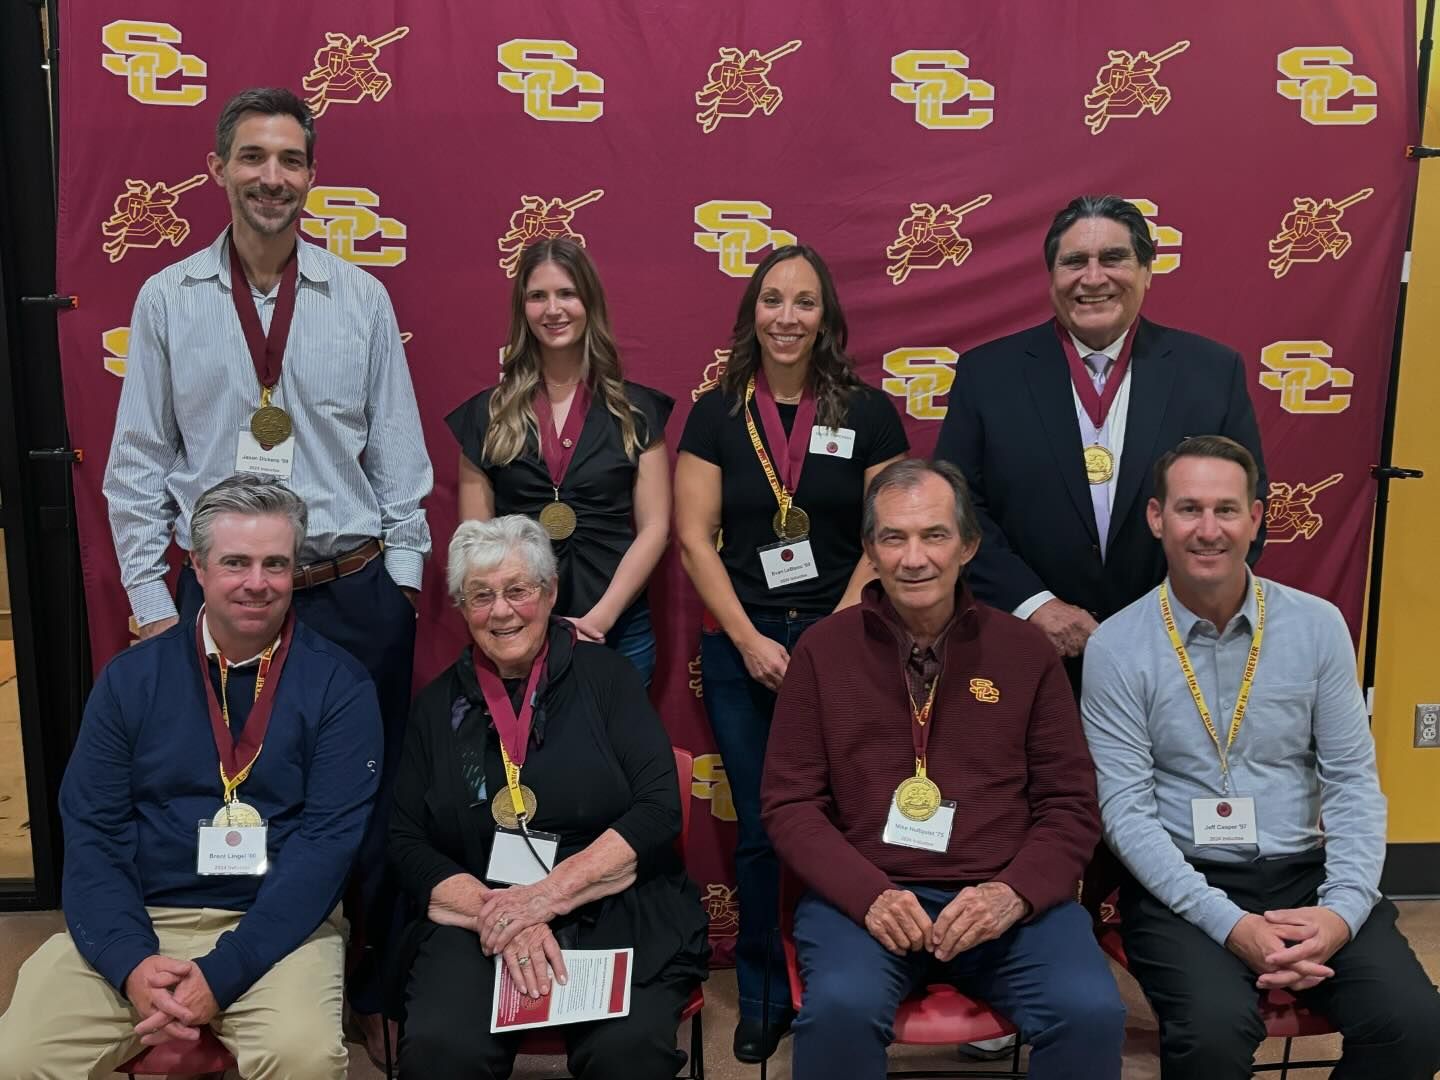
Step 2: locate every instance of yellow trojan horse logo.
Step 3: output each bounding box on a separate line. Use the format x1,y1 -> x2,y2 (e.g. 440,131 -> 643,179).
299,188 -> 407,267
496,189 -> 605,278
886,195 -> 992,285
692,350 -> 730,402
1265,473 -> 1343,543
1267,188 -> 1373,279
702,884 -> 740,935
694,39 -> 802,134
101,20 -> 207,106
301,26 -> 410,118
497,39 -> 604,122
1083,40 -> 1189,135
1276,47 -> 1378,125
100,174 -> 207,263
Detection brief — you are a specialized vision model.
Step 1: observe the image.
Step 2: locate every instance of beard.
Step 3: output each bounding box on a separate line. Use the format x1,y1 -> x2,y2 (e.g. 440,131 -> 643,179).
230,184 -> 303,236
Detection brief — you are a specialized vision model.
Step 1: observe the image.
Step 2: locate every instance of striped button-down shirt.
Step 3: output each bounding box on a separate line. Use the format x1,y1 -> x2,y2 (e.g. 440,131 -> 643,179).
104,228 -> 433,626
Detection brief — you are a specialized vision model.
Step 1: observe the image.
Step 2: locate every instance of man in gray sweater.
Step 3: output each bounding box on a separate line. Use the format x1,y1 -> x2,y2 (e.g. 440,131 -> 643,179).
1081,435 -> 1440,1080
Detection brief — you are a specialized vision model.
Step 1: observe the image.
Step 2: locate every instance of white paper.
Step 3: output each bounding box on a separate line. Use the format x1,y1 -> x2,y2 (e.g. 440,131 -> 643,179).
809,425 -> 856,459
235,429 -> 295,479
196,823 -> 269,875
759,538 -> 819,589
486,827 -> 559,886
882,799 -> 956,852
490,948 -> 633,1032
1191,796 -> 1258,846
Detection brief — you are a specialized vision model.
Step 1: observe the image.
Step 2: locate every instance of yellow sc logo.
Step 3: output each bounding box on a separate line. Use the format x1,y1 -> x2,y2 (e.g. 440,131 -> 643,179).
1123,198 -> 1182,274
693,200 -> 797,278
890,50 -> 994,130
300,187 -> 407,267
691,754 -> 736,822
498,39 -> 604,122
1276,47 -> 1377,125
1258,341 -> 1353,414
103,327 -> 130,378
882,347 -> 958,420
101,20 -> 207,106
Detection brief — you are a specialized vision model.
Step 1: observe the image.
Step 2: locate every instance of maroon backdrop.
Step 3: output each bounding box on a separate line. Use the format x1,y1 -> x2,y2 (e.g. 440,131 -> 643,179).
56,0 -> 1417,956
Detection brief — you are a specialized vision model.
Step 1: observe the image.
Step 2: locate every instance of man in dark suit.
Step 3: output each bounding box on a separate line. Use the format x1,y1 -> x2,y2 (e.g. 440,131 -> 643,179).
935,195 -> 1266,678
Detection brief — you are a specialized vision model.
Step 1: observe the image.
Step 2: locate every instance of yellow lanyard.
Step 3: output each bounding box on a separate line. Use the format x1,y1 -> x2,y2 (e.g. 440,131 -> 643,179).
215,645 -> 274,803
742,375 -> 794,526
498,742 -> 527,820
1158,578 -> 1265,793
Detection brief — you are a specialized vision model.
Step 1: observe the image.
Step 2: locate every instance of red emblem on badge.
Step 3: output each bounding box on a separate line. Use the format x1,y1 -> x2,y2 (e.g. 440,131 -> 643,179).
225,830 -> 243,846
780,548 -> 794,562
826,441 -> 838,454
1216,802 -> 1232,818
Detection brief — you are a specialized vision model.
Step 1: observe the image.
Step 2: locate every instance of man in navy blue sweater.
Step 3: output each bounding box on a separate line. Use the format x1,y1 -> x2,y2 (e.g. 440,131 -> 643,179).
0,475 -> 382,1079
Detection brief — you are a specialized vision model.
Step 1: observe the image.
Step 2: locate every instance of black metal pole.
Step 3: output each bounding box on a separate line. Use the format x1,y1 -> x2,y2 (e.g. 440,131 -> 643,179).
1360,0 -> 1436,697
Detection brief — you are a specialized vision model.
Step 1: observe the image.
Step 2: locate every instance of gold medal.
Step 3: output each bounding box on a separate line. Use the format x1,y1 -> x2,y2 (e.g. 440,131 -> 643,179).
771,504 -> 810,541
894,775 -> 943,822
538,499 -> 577,541
1083,444 -> 1114,485
213,800 -> 263,828
250,404 -> 293,447
491,785 -> 539,829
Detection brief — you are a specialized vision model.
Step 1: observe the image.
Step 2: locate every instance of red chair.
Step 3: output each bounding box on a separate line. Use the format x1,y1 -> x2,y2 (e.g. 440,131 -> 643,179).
385,746 -> 707,1079
116,1027 -> 234,1076
1096,916 -> 1339,1079
762,871 -> 1026,1079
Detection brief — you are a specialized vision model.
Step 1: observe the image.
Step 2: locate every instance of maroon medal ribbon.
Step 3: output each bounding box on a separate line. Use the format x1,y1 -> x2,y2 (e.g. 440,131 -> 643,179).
749,369 -> 817,496
194,609 -> 295,787
472,638 -> 550,767
532,381 -> 592,489
1054,319 -> 1137,430
227,229 -> 300,392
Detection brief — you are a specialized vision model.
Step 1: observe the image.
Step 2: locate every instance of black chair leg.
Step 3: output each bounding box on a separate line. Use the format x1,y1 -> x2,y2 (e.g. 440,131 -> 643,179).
692,1010 -> 706,1080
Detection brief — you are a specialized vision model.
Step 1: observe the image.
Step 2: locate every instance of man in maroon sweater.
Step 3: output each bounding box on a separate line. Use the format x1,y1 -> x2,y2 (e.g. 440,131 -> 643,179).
762,459 -> 1124,1080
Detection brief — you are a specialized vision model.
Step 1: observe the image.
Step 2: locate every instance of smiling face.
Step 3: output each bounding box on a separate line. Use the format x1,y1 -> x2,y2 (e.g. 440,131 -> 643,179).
192,512 -> 296,656
460,553 -> 557,677
523,260 -> 589,363
1048,216 -> 1152,351
754,255 -> 823,375
207,113 -> 314,240
863,474 -> 980,627
1148,455 -> 1263,600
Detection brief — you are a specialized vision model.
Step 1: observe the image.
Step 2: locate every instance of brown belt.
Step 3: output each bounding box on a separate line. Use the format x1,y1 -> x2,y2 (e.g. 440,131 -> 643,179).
293,539 -> 383,590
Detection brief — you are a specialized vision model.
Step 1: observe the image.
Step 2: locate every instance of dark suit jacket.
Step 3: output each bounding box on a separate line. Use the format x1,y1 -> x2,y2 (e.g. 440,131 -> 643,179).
934,317 -> 1267,623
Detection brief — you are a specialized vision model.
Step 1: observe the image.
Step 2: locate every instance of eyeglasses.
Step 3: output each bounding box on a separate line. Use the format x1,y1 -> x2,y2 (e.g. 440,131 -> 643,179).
461,581 -> 543,610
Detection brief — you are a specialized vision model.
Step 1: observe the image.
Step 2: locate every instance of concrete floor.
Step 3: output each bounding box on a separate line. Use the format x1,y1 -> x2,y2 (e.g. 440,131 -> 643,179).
1,901 -> 1438,1078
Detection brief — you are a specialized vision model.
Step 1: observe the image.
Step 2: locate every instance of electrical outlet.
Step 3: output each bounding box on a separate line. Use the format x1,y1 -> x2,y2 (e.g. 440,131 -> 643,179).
1416,704 -> 1440,748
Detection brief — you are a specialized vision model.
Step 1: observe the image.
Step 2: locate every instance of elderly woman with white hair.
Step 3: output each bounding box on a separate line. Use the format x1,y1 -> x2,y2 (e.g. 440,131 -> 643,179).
387,515 -> 708,1079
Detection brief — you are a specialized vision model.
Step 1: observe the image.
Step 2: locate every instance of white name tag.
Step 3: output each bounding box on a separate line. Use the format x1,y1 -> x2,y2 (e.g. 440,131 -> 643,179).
1191,796 -> 1258,846
809,426 -> 856,460
882,799 -> 956,853
197,823 -> 269,875
759,538 -> 819,590
486,826 -> 560,886
235,429 -> 295,479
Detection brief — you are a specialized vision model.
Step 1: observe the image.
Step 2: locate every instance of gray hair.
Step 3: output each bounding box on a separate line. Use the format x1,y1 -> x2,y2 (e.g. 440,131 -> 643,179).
216,87 -> 316,165
447,515 -> 558,604
861,459 -> 981,546
1043,195 -> 1155,269
191,474 -> 308,567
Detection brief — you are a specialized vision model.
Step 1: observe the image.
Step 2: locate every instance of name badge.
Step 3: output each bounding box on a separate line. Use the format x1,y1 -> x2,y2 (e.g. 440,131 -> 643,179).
235,428 -> 295,479
882,799 -> 956,853
759,538 -> 819,590
486,826 -> 560,886
196,821 -> 269,875
809,426 -> 856,460
1191,796 -> 1258,846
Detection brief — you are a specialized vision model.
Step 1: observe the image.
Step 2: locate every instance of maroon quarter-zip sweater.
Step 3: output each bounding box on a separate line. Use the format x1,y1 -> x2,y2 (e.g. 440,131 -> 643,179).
761,580 -> 1100,926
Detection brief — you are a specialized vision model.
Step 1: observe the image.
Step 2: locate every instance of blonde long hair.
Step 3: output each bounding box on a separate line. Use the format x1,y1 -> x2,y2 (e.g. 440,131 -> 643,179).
482,239 -> 644,466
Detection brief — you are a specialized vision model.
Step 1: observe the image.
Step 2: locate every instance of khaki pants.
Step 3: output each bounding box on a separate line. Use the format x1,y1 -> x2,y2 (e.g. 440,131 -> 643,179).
0,906 -> 348,1080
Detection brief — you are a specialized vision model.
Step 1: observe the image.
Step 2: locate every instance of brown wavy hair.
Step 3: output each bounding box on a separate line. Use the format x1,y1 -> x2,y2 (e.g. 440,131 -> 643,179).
716,244 -> 864,429
482,239 -> 644,466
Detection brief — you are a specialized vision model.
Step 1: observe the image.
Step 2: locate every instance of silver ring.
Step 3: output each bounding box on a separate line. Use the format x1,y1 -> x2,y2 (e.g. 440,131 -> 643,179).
516,956 -> 531,967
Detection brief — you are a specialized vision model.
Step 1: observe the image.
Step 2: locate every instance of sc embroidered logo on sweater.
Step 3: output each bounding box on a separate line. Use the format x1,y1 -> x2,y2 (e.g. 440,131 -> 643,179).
970,678 -> 1000,704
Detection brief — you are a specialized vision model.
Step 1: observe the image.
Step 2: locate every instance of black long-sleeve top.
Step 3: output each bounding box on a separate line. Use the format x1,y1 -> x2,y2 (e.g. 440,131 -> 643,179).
387,619 -> 709,988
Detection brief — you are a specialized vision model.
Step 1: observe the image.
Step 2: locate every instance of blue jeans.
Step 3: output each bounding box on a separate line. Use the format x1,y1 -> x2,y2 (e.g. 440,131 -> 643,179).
792,889 -> 1125,1080
607,601 -> 656,688
700,607 -> 821,1024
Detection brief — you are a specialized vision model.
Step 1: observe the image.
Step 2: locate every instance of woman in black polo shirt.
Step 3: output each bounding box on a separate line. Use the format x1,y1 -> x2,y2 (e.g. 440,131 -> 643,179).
447,238 -> 672,685
675,244 -> 907,1062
